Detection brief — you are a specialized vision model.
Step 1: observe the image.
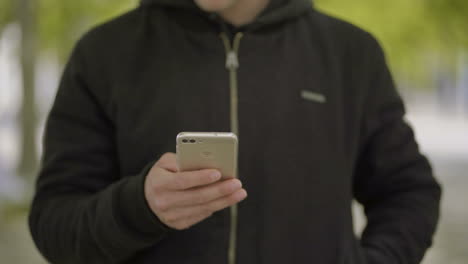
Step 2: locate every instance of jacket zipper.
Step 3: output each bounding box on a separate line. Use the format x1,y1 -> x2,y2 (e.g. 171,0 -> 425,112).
220,31 -> 243,264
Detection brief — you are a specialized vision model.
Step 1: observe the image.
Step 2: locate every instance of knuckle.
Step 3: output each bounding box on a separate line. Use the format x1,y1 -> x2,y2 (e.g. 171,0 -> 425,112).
159,152 -> 174,162
218,183 -> 233,195
181,221 -> 193,230
154,197 -> 170,212
174,177 -> 188,190
152,181 -> 165,193
157,213 -> 170,225
199,206 -> 211,216
193,171 -> 211,185
153,185 -> 164,195
149,171 -> 167,190
173,219 -> 192,230
194,192 -> 209,204
223,197 -> 236,207
228,193 -> 239,203
202,203 -> 212,213
218,180 -> 241,195
155,153 -> 176,169
205,202 -> 219,213
161,152 -> 171,159
171,222 -> 185,230
202,211 -> 213,219
164,214 -> 179,224
201,171 -> 214,182
151,166 -> 164,175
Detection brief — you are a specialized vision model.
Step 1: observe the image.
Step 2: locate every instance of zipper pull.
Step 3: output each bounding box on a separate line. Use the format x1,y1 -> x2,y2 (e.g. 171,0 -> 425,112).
220,32 -> 243,71
226,50 -> 239,70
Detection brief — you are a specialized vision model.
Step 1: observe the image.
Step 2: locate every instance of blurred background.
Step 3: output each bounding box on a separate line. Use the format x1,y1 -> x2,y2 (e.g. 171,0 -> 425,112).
0,0 -> 467,263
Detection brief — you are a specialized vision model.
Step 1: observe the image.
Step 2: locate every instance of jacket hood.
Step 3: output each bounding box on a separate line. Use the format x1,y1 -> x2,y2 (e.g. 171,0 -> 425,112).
140,0 -> 313,29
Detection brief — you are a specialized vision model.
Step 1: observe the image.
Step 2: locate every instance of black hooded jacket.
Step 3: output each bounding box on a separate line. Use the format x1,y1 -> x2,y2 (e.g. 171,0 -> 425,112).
29,0 -> 441,263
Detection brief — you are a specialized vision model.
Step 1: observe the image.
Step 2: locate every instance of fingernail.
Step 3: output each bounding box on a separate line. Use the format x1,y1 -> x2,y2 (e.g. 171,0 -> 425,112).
211,171 -> 221,180
237,189 -> 248,200
231,180 -> 242,189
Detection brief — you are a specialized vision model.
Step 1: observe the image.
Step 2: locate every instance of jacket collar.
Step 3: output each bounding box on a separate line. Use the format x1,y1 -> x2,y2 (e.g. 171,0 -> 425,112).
140,0 -> 313,30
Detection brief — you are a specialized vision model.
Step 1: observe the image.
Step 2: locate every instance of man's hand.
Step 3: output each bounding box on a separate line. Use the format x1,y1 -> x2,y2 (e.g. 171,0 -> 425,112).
144,152 -> 247,230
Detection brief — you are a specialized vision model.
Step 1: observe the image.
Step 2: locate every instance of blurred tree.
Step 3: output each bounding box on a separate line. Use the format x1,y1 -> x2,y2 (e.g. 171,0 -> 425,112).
38,0 -> 137,61
0,0 -> 14,35
16,0 -> 38,180
314,0 -> 468,82
427,0 -> 468,54
0,0 -> 136,182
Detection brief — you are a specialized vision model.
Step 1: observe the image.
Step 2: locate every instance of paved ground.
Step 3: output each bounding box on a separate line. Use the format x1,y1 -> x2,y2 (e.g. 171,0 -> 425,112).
408,105 -> 468,263
421,154 -> 468,264
0,212 -> 47,264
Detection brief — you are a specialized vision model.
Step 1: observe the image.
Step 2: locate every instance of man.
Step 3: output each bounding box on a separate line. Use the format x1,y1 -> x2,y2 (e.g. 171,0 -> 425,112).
29,0 -> 441,263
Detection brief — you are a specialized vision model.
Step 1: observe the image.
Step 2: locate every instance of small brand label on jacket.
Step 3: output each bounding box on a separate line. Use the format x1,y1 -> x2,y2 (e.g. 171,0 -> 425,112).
300,90 -> 326,103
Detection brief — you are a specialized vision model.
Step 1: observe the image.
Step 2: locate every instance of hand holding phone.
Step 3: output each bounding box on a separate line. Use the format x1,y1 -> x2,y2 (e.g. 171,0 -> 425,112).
144,151 -> 247,230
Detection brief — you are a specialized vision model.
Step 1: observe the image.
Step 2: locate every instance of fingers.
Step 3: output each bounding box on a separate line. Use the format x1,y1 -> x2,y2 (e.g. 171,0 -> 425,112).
168,211 -> 213,230
153,153 -> 223,190
161,189 -> 248,230
200,189 -> 247,212
168,179 -> 243,207
165,169 -> 222,190
145,153 -> 248,231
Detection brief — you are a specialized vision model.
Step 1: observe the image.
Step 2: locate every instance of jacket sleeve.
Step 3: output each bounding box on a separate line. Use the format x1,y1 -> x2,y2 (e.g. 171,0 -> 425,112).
353,36 -> 442,264
29,39 -> 168,264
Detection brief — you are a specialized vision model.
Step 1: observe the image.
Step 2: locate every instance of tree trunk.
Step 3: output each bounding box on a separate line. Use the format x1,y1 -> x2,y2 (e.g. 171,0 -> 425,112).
17,0 -> 38,180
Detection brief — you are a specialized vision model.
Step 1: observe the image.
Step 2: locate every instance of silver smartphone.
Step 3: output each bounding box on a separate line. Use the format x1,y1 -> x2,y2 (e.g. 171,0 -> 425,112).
176,132 -> 238,179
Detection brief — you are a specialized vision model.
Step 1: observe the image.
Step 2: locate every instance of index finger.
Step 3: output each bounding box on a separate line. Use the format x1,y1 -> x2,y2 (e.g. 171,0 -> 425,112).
167,169 -> 222,190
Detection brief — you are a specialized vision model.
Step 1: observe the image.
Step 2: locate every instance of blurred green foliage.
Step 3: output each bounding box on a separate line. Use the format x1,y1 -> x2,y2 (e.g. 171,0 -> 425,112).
315,0 -> 468,82
0,0 -> 13,28
0,0 -> 137,60
37,0 -> 138,60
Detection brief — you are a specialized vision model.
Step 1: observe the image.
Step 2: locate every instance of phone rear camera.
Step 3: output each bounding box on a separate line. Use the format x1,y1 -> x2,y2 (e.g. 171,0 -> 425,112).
190,139 -> 196,143
182,139 -> 188,143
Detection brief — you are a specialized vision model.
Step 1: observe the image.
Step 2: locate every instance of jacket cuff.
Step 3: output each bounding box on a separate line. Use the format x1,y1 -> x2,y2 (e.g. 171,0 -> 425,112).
119,161 -> 170,240
364,247 -> 398,264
